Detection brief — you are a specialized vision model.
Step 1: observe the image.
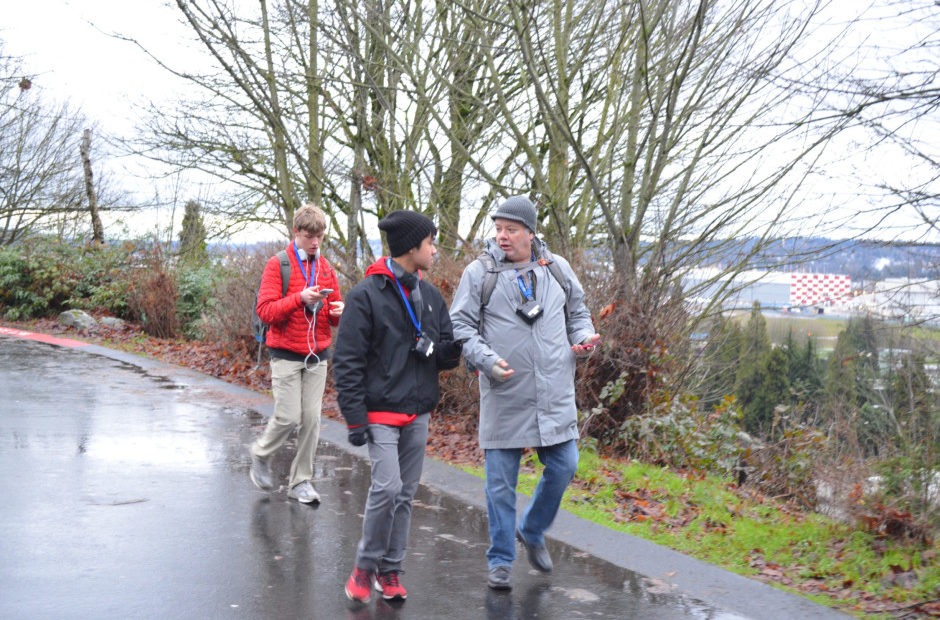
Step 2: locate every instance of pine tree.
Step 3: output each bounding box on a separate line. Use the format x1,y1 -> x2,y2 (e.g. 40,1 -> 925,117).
892,353 -> 933,447
178,200 -> 208,267
735,302 -> 781,438
824,332 -> 860,414
740,347 -> 790,438
699,314 -> 743,409
784,329 -> 823,410
735,302 -> 771,397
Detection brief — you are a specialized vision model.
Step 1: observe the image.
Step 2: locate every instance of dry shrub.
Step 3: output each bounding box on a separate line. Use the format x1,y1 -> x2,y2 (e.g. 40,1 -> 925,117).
125,245 -> 179,338
574,262 -> 691,452
198,242 -> 284,387
201,242 -> 281,348
737,424 -> 827,508
425,251 -> 482,436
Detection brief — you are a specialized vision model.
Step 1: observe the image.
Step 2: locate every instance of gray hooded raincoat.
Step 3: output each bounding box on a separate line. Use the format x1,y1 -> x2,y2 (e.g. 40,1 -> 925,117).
450,238 -> 596,449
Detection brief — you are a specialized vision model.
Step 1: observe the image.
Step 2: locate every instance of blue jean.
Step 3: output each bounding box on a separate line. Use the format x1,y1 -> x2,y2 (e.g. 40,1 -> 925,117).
483,439 -> 579,568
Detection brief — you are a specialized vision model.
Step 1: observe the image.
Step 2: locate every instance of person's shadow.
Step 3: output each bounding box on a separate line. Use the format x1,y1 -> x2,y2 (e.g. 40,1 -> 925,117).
250,496 -> 317,609
485,588 -> 515,620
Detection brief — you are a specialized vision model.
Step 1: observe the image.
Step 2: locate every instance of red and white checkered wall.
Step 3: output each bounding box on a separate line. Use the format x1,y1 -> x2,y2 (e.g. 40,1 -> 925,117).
789,273 -> 851,306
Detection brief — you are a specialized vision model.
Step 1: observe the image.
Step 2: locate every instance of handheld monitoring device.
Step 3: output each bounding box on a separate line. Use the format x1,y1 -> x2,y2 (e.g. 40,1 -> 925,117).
305,289 -> 334,314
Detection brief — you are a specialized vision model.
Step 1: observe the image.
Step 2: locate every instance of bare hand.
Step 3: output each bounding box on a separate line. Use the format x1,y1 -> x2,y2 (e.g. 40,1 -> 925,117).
300,286 -> 329,306
329,301 -> 344,317
491,359 -> 514,382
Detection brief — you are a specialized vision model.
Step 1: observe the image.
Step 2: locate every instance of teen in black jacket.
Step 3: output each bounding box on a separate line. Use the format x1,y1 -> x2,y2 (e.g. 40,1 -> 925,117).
334,211 -> 461,604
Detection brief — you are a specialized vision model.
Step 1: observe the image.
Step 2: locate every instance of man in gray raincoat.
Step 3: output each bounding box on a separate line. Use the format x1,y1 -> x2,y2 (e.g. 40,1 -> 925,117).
450,195 -> 600,591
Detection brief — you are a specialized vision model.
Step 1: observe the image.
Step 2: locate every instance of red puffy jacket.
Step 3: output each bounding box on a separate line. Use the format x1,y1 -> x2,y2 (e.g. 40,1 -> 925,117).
255,244 -> 342,356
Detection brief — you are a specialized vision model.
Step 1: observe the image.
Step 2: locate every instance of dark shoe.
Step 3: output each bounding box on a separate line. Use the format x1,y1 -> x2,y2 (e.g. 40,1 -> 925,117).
516,529 -> 553,573
249,453 -> 274,491
487,565 -> 512,590
375,570 -> 407,600
287,480 -> 320,504
345,567 -> 374,603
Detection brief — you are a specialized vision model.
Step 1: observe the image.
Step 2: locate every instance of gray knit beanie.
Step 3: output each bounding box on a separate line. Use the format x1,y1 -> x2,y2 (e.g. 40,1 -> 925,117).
491,195 -> 537,232
378,210 -> 437,257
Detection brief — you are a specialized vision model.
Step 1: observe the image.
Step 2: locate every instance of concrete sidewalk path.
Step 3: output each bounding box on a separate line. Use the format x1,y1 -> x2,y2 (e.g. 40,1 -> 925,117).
0,328 -> 849,619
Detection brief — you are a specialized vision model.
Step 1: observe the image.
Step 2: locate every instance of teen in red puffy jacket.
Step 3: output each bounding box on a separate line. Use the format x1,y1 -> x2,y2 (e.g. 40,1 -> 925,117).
248,204 -> 344,505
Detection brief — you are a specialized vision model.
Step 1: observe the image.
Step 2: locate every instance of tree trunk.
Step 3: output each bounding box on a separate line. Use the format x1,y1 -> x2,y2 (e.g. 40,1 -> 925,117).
306,0 -> 324,208
80,129 -> 104,244
260,0 -> 296,228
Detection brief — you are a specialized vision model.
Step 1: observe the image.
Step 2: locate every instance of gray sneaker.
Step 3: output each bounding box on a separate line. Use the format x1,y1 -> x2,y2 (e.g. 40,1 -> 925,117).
288,480 -> 320,504
249,454 -> 274,491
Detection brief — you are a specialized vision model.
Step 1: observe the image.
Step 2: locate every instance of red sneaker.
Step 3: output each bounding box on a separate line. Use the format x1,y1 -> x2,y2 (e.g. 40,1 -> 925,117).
375,571 -> 408,600
345,567 -> 374,603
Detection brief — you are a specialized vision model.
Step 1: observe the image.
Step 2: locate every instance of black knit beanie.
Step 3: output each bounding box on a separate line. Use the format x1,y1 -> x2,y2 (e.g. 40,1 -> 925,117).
378,210 -> 437,257
491,195 -> 537,232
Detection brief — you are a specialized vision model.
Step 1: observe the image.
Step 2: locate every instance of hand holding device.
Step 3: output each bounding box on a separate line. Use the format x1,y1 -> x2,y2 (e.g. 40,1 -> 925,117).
572,334 -> 601,356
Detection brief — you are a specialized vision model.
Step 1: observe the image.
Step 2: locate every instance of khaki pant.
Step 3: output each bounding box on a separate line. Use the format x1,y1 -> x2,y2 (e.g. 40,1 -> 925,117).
251,358 -> 327,489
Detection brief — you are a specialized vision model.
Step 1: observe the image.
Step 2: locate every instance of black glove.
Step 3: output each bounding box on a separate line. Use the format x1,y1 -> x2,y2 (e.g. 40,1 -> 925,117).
348,425 -> 370,446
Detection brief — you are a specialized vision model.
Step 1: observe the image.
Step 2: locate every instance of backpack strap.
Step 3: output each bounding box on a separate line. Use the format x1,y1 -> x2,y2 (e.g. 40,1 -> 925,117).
478,253 -> 498,308
276,250 -> 290,296
538,248 -> 572,319
253,250 -> 292,369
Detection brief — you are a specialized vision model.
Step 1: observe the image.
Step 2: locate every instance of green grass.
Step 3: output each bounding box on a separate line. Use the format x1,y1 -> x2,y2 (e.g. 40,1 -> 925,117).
747,314 -> 846,354
457,448 -> 940,618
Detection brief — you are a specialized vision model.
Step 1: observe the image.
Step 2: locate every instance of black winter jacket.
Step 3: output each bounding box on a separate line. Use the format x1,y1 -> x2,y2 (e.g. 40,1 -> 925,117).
333,258 -> 462,427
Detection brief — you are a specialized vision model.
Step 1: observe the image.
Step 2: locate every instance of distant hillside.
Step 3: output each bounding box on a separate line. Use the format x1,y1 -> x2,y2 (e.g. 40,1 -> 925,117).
707,237 -> 940,282
219,236 -> 940,282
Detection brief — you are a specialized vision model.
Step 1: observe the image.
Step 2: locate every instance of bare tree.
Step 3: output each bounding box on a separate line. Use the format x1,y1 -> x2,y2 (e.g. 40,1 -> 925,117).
127,1 -> 337,241
0,45 -> 88,245
130,0 -> 522,265
320,0 -> 515,252
451,0 -> 855,424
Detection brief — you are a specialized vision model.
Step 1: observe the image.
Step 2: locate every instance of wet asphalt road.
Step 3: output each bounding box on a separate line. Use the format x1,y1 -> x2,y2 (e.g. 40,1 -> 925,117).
0,329 -> 850,619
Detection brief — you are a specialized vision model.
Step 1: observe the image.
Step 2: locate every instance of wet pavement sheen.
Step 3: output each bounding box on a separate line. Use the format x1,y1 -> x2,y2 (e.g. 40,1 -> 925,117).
0,333 -> 849,619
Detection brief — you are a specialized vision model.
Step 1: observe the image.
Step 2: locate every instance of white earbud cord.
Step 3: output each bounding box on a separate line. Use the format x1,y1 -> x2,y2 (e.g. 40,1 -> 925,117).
303,254 -> 322,370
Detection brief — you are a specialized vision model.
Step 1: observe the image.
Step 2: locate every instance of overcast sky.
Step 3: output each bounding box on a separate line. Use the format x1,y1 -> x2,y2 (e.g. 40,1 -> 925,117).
2,0 -> 189,135
2,1 -> 264,241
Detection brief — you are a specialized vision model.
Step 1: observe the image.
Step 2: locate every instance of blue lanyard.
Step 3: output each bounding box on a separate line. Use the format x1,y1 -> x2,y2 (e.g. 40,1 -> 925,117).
516,272 -> 534,301
515,251 -> 536,301
292,243 -> 316,287
386,258 -> 421,335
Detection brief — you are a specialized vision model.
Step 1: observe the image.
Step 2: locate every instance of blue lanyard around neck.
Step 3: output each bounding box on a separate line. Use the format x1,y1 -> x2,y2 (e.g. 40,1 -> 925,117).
514,250 -> 537,301
516,272 -> 534,301
386,258 -> 421,335
293,243 -> 316,287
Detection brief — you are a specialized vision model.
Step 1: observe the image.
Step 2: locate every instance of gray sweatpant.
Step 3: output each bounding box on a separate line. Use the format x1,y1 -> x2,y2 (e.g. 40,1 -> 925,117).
355,415 -> 429,573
